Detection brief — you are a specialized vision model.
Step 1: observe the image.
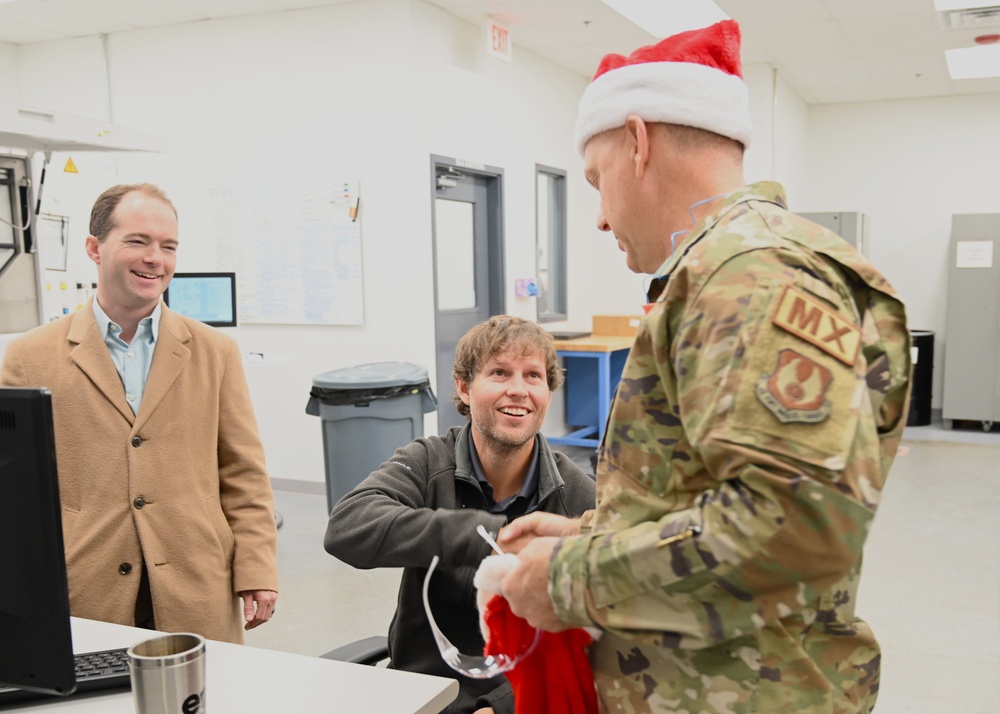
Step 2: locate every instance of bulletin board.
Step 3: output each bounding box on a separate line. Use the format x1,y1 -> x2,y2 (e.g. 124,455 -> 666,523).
208,180 -> 363,325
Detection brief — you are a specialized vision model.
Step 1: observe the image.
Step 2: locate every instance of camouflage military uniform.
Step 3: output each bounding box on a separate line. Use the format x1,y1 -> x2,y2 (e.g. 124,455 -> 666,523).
549,182 -> 911,713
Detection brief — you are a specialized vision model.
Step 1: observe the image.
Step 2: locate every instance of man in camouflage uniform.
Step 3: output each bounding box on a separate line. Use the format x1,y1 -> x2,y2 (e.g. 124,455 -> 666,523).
497,19 -> 911,713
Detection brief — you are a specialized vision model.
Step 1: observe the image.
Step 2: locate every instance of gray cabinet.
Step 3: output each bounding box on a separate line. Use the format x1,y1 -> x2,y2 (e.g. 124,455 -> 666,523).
942,214 -> 1000,429
798,212 -> 869,256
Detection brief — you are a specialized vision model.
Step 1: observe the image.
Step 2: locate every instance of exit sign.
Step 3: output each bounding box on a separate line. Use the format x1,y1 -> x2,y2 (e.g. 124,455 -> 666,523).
487,21 -> 512,62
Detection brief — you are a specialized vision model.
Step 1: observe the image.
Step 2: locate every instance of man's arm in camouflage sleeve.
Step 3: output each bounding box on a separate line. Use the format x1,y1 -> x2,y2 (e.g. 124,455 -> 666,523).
549,255 -> 896,647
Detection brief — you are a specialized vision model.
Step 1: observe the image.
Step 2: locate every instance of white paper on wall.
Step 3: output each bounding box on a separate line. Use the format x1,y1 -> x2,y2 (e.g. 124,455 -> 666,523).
37,214 -> 69,272
955,240 -> 994,269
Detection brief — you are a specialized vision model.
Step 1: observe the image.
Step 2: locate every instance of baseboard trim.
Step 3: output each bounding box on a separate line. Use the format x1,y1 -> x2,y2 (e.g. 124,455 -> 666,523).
271,477 -> 325,496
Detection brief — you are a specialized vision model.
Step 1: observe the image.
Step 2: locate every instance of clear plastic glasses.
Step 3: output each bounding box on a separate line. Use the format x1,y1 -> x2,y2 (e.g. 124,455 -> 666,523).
420,526 -> 541,679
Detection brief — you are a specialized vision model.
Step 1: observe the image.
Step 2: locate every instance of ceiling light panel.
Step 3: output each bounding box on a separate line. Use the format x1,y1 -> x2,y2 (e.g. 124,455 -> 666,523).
946,43 -> 1000,78
600,0 -> 728,37
933,1 -> 1000,11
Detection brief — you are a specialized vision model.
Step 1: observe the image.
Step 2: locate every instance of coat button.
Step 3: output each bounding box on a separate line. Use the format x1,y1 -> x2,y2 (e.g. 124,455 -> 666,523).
133,497 -> 145,509
131,436 -> 142,447
119,562 -> 133,575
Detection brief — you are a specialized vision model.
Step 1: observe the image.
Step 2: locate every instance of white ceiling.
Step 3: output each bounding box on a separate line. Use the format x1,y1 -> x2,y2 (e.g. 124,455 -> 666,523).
1,0 -> 999,103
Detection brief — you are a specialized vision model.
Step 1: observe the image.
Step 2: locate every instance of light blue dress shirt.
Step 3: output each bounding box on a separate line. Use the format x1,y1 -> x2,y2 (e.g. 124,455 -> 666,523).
92,299 -> 161,415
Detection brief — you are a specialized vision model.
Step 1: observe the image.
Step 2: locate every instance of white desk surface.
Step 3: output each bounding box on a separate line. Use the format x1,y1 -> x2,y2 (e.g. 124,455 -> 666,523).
6,618 -> 458,713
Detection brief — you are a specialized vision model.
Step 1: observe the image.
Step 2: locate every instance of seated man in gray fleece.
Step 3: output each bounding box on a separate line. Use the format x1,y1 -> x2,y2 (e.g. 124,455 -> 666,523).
324,315 -> 595,714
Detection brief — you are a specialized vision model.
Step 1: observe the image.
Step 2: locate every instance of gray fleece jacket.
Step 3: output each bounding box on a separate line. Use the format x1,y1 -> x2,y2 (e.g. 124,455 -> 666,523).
324,424 -> 595,714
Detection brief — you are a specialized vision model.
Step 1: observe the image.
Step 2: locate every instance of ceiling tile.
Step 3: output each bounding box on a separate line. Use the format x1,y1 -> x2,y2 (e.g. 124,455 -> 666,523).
862,50 -> 951,83
582,29 -> 654,51
425,0 -> 500,9
505,22 -> 572,50
0,0 -> 983,103
778,57 -> 874,88
752,20 -> 854,62
952,76 -> 1000,94
271,0 -> 362,7
43,0 -> 205,29
716,0 -> 831,28
839,12 -> 943,55
740,34 -> 775,65
514,0 -> 592,13
879,78 -> 955,99
809,83 -> 885,103
822,0 -> 926,20
444,2 -> 515,25
1,0 -> 133,36
534,6 -> 649,44
795,87 -> 820,104
533,41 -> 605,78
0,17 -> 67,43
172,0 -> 285,20
579,36 -> 656,58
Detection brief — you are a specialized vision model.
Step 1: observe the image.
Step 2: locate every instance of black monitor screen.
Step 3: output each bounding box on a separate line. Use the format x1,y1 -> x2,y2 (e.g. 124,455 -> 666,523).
0,388 -> 76,696
164,272 -> 237,327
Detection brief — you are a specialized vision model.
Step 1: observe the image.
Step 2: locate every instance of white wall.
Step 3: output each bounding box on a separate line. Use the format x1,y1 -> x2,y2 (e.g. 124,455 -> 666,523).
7,1 -> 985,483
743,63 -> 809,200
4,0 -> 620,485
802,92 -> 1000,409
0,40 -> 16,97
16,35 -> 108,119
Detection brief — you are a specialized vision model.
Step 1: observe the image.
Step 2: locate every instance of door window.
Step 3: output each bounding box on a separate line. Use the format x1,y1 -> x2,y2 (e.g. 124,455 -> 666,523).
434,198 -> 477,311
535,165 -> 567,322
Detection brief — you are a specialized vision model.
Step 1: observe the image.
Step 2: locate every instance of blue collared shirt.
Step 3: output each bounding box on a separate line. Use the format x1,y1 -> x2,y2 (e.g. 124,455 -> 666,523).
469,435 -> 540,518
92,299 -> 160,415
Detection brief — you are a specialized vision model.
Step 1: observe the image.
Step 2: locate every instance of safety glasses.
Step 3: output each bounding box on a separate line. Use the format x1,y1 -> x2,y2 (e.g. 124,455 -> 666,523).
421,526 -> 541,679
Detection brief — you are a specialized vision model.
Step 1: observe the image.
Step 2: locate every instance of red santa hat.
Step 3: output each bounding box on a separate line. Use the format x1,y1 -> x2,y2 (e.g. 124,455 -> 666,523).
574,18 -> 752,156
474,554 -> 598,714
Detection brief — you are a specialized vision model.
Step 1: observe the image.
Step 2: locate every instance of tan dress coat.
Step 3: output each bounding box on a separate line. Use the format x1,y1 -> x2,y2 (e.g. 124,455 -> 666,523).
1,299 -> 278,643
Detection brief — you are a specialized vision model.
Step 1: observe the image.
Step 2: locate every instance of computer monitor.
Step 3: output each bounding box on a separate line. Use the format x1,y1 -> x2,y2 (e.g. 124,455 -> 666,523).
163,271 -> 238,327
0,388 -> 76,696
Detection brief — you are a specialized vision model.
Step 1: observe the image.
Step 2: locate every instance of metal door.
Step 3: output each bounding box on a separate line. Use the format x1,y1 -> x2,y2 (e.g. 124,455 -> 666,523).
430,156 -> 505,433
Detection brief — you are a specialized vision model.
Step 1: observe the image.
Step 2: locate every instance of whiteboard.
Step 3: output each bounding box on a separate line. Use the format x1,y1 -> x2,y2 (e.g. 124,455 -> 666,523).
208,180 -> 363,325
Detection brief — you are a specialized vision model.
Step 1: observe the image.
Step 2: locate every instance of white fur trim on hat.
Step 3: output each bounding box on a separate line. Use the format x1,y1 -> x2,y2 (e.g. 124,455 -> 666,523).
474,553 -> 519,641
574,61 -> 752,156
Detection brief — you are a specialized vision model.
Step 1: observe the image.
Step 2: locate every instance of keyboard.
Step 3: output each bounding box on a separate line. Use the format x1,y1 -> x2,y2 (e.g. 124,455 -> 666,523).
0,648 -> 132,705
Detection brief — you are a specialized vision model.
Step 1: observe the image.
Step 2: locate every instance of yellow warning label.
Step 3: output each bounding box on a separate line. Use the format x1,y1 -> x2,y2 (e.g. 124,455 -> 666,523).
64,157 -> 78,174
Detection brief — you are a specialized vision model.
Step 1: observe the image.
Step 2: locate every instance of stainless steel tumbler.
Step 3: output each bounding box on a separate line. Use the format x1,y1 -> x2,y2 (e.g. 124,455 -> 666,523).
127,633 -> 206,714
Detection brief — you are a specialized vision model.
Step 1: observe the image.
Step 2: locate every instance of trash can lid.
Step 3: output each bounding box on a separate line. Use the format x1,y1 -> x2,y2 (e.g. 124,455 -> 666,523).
312,361 -> 430,390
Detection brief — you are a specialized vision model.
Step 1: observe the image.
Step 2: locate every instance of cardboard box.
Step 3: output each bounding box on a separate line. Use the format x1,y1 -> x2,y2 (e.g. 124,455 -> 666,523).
592,314 -> 643,337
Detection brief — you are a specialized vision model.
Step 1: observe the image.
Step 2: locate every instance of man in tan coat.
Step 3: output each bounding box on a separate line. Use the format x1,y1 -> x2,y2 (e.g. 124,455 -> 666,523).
1,183 -> 278,644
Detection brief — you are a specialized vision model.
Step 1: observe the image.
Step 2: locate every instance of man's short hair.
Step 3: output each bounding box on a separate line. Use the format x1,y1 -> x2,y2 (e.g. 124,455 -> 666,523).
661,123 -> 745,156
89,183 -> 177,242
452,315 -> 563,418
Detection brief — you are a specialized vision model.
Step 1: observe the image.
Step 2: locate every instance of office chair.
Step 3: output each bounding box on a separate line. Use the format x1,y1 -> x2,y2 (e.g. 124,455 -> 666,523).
320,635 -> 389,666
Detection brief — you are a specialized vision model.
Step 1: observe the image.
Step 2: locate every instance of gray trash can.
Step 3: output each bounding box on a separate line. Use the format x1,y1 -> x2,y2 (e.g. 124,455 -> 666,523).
306,361 -> 437,513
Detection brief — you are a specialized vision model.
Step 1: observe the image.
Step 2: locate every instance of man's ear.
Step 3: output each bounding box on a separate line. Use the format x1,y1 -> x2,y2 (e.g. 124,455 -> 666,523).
624,115 -> 650,179
455,376 -> 472,406
84,235 -> 101,265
